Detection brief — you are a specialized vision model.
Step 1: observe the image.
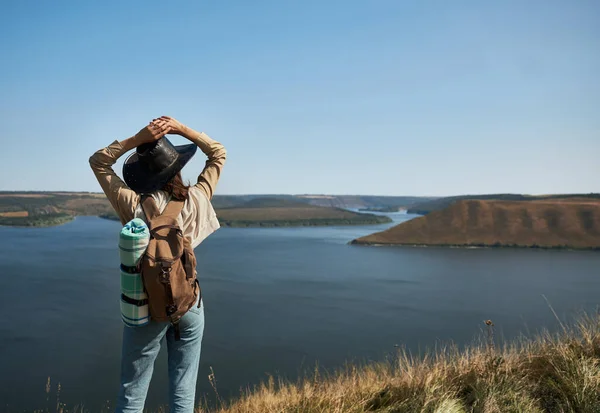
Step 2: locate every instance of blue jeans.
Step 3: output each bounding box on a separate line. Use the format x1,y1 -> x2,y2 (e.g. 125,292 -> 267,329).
116,301 -> 205,413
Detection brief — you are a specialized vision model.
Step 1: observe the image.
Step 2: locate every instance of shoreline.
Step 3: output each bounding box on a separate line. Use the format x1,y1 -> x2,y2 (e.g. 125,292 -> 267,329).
2,214 -> 393,228
349,240 -> 600,251
0,215 -> 75,228
99,214 -> 393,228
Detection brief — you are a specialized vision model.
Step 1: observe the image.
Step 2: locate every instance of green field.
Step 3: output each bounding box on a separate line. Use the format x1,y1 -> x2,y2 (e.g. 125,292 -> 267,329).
0,192 -> 113,227
0,212 -> 73,227
217,204 -> 391,227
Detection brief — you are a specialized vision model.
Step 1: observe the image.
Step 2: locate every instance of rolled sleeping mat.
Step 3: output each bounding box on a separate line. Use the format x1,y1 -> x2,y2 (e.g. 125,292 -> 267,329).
119,218 -> 150,327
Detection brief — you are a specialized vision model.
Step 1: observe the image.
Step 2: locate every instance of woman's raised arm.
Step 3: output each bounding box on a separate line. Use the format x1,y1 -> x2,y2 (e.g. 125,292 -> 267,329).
89,121 -> 169,223
156,116 -> 227,200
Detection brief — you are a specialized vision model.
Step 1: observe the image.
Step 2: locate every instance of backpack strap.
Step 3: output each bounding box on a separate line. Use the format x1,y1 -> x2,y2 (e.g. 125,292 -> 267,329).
161,198 -> 185,221
141,195 -> 161,221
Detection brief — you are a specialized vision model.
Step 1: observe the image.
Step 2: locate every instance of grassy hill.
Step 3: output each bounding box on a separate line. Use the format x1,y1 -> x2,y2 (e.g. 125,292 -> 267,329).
217,198 -> 391,227
210,195 -> 298,209
205,314 -> 600,413
35,314 -> 600,412
0,192 -> 109,226
235,197 -> 310,208
353,198 -> 600,249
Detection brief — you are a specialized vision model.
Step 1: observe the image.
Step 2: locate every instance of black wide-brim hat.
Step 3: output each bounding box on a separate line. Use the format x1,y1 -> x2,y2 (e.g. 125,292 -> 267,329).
123,137 -> 197,194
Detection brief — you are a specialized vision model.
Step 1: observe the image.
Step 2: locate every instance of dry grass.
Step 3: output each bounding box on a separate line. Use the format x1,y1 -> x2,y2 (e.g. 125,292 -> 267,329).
199,314 -> 600,413
0,210 -> 29,217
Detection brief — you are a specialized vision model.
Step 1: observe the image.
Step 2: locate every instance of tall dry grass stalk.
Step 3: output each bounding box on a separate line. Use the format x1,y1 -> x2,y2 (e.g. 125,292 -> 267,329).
200,313 -> 600,413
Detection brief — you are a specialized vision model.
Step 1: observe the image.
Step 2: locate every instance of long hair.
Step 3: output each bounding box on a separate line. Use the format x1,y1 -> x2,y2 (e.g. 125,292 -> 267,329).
162,172 -> 189,201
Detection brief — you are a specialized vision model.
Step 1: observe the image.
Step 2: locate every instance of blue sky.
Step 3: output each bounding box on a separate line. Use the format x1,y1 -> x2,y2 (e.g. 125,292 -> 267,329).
0,0 -> 598,196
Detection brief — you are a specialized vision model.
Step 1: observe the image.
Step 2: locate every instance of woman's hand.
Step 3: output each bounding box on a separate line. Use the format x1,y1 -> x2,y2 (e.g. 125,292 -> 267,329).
134,120 -> 170,145
154,116 -> 187,136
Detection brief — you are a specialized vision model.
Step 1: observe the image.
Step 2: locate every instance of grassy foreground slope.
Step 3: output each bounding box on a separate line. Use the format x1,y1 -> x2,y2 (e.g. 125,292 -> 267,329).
353,199 -> 600,249
209,315 -> 600,413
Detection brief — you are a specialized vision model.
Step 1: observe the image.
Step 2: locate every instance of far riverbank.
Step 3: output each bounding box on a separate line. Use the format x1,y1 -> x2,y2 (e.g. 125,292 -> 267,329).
99,212 -> 392,227
0,213 -> 74,227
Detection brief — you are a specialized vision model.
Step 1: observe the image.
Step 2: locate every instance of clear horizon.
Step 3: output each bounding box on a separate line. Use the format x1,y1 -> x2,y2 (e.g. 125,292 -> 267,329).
1,190 -> 599,199
1,1 -> 599,196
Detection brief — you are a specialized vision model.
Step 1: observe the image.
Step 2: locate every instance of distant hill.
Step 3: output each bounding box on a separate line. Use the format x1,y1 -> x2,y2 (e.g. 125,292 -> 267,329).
407,193 -> 600,215
0,192 -> 434,213
211,195 -> 300,209
217,197 -> 391,227
235,197 -> 310,208
0,192 -> 109,226
211,195 -> 437,209
295,195 -> 436,209
353,198 -> 600,250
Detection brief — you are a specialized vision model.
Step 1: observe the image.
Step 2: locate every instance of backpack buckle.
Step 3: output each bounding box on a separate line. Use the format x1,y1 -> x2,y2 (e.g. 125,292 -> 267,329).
166,304 -> 177,316
159,263 -> 172,284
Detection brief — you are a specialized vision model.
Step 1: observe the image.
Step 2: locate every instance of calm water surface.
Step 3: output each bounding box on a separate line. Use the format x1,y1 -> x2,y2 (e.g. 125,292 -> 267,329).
1,214 -> 599,411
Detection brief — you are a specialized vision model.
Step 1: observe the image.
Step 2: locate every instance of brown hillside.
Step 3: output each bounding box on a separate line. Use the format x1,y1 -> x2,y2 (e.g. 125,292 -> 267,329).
353,199 -> 600,249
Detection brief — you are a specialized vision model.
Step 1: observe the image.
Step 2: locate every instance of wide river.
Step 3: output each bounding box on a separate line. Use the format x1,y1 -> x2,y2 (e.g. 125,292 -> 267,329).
1,213 -> 599,411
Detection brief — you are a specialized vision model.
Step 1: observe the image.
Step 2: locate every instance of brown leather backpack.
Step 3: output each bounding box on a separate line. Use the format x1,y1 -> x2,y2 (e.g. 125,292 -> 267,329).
140,195 -> 201,340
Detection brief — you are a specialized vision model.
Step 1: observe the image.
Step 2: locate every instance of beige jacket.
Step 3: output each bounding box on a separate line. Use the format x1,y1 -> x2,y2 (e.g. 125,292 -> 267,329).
89,132 -> 226,248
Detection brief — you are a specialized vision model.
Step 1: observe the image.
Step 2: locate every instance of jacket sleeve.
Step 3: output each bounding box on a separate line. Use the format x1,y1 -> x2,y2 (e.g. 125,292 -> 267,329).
89,140 -> 140,224
186,132 -> 227,200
